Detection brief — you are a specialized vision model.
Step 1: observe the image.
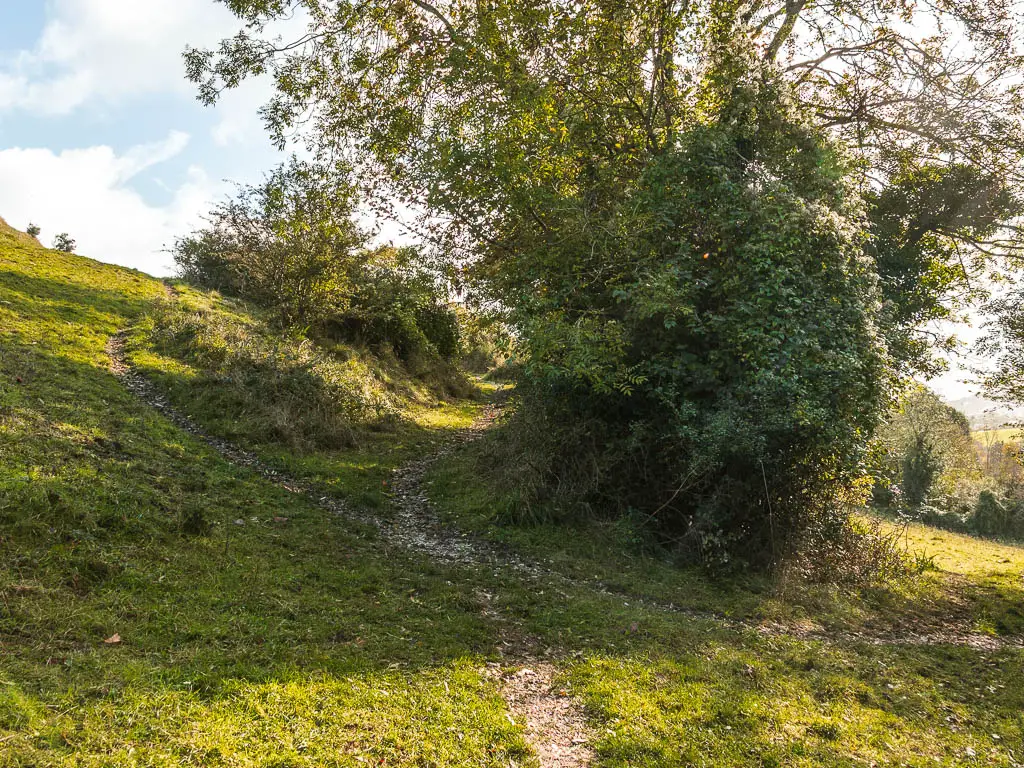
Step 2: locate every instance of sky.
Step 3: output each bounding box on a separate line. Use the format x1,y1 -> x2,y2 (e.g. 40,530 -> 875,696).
0,0 -> 284,276
0,0 -> 987,400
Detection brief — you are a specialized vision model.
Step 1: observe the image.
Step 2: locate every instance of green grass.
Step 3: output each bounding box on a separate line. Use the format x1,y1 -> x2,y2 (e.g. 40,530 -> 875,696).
0,221 -> 528,766
428,448 -> 1024,637
2,217 -> 1024,766
124,284 -> 481,509
425,442 -> 1024,765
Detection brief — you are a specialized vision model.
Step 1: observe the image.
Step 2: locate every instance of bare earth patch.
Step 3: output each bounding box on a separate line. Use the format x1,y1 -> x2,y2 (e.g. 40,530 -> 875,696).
491,663 -> 595,768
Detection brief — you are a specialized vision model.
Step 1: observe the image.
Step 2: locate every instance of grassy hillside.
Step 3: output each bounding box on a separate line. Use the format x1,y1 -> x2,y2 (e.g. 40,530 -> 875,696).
124,283 -> 482,509
0,221 -> 527,765
2,217 -> 1024,766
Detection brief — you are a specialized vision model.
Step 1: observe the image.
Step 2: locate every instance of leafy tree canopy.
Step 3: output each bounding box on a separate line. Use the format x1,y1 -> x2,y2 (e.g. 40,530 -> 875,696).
184,0 -> 1024,566
188,0 -> 1024,374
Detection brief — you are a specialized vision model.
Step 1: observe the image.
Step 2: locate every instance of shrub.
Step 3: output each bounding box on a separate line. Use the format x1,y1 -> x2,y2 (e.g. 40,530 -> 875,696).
173,158 -> 365,327
334,247 -> 462,365
782,515 -> 917,586
26,223 -> 40,239
919,507 -> 970,533
488,73 -> 889,569
969,491 -> 1024,538
52,233 -> 75,253
174,165 -> 462,367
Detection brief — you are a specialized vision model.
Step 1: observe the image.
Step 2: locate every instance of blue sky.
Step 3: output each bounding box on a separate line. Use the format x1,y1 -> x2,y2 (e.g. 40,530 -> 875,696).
0,0 -> 284,275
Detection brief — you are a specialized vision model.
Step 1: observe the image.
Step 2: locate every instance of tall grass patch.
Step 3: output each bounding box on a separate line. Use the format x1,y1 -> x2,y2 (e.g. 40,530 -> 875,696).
134,290 -> 398,451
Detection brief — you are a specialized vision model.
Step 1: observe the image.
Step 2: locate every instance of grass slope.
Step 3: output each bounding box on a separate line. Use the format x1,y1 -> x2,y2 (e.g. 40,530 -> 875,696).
1,218 -> 1023,766
429,449 -> 1024,638
0,222 -> 527,766
124,283 -> 482,510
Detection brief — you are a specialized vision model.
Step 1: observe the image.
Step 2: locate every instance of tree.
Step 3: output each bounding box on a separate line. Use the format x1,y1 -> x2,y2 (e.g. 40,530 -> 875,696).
868,162 -> 1022,378
184,0 -> 1023,565
976,292 -> 1024,407
52,234 -> 75,253
174,158 -> 366,326
871,387 -> 980,514
26,223 -> 40,239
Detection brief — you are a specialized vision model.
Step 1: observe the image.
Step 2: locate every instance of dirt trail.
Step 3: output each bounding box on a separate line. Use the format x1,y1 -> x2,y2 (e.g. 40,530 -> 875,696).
106,328 -> 595,768
492,662 -> 595,768
106,323 -> 1024,766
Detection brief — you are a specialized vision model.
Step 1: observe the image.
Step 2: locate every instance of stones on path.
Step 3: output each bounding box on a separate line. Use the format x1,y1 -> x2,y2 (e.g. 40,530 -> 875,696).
490,663 -> 595,768
108,328 -> 597,766
108,328 -> 1024,656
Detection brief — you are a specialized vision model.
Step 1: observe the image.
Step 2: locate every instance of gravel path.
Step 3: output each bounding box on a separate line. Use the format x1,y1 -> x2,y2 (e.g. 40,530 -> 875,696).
106,323 -> 1024,766
106,329 -> 1024,651
107,328 -> 596,768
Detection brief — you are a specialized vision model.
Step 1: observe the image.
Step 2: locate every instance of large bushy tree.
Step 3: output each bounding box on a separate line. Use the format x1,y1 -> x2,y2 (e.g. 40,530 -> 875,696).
185,0 -> 1024,564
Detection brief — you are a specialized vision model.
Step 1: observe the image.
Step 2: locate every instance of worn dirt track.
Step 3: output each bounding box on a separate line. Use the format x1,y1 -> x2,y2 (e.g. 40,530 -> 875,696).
107,318 -> 1024,766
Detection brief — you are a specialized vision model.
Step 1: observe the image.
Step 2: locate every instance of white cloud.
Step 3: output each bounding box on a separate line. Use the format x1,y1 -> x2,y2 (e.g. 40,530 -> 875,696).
0,133 -> 226,275
211,79 -> 275,148
0,0 -> 240,114
116,130 -> 191,181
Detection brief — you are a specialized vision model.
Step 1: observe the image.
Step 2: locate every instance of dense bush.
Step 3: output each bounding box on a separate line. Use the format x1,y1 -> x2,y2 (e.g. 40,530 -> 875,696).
332,247 -> 462,365
486,72 -> 889,569
971,491 -> 1012,536
174,162 -> 461,368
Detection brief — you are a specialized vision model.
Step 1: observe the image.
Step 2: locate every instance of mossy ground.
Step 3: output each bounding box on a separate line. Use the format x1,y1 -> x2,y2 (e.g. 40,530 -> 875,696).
2,220 -> 1023,766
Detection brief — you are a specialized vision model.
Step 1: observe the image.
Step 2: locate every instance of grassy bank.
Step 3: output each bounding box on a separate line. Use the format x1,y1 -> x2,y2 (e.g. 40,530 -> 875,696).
2,218 -> 1023,766
125,283 -> 483,510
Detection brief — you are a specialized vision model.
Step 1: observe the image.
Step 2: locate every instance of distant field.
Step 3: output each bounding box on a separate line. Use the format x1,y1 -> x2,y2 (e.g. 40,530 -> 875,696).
972,427 -> 1023,443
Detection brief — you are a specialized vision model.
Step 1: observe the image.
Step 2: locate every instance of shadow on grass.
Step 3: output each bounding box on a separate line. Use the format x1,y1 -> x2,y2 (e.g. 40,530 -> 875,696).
2,266 -> 1023,766
427,444 -> 1024,645
0,268 -> 158,331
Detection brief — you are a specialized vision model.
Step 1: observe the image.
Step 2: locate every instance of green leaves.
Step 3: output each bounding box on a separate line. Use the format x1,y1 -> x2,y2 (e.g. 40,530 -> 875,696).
184,0 -> 1024,567
867,161 -> 1023,377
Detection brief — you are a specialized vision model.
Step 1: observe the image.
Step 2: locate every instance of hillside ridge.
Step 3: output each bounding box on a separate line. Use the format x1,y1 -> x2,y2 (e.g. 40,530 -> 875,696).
3,222 -> 1024,767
